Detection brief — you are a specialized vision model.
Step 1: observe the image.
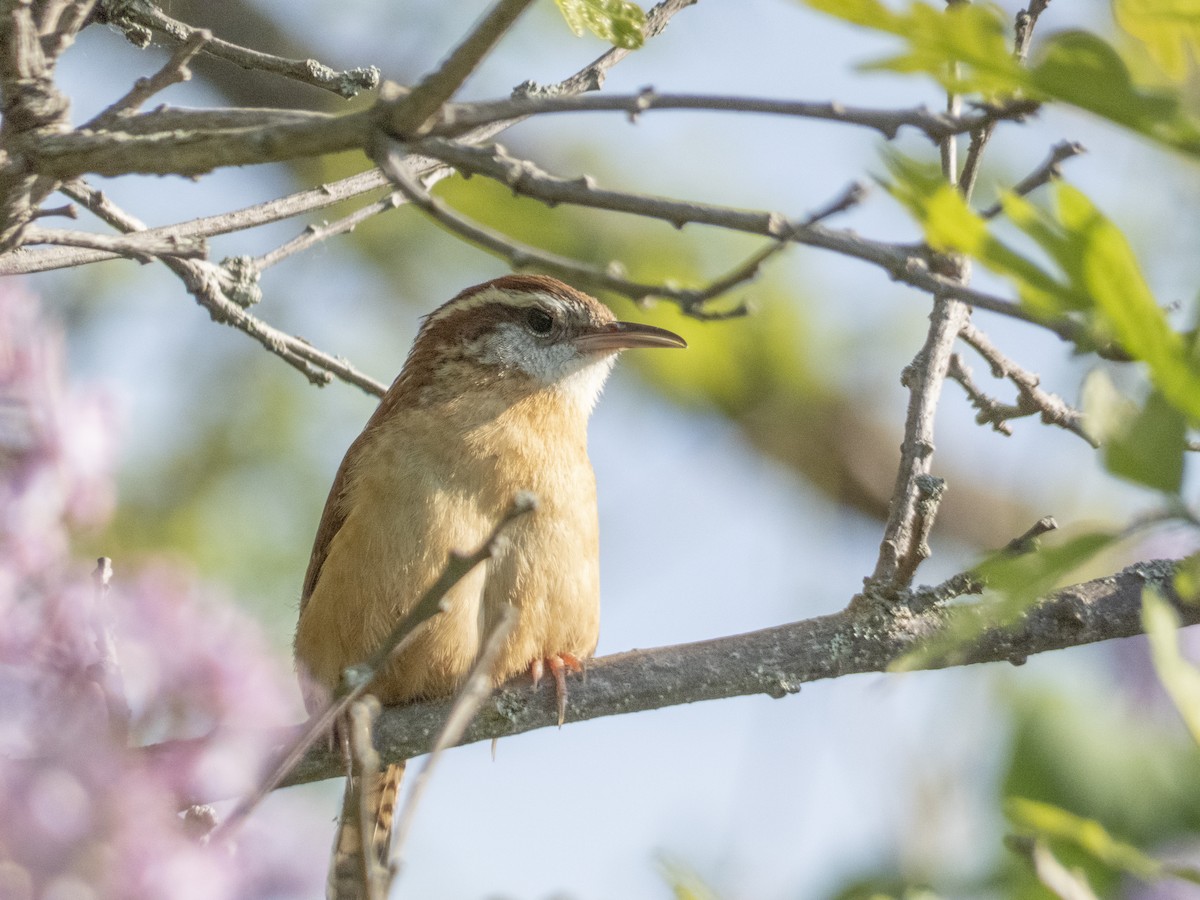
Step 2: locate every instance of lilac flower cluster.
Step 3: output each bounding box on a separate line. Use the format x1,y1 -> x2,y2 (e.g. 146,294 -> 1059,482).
0,285 -> 326,899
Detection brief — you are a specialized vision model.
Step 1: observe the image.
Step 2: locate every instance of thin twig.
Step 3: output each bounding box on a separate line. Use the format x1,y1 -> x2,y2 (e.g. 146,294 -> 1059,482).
250,192 -> 403,272
388,604 -> 519,876
380,0 -> 537,137
85,29 -> 211,127
961,1 -> 1053,202
376,141 -> 758,311
423,139 -> 1103,348
1015,0 -> 1053,64
659,180 -> 869,317
59,180 -> 387,395
0,170 -> 402,275
948,352 -> 1022,436
29,202 -> 76,220
519,0 -> 697,98
209,494 -> 538,841
801,180 -> 869,226
100,0 -> 380,99
980,140 -> 1085,219
867,80 -> 972,591
958,321 -> 1096,445
428,91 -> 1038,143
906,516 -> 1058,611
89,556 -> 131,742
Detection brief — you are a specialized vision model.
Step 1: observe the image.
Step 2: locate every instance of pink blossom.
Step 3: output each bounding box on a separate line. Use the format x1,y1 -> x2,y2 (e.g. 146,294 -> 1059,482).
0,285 -> 325,898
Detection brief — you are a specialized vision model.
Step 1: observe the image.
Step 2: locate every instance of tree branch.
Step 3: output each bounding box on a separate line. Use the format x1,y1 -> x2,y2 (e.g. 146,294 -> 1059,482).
97,0 -> 380,98
422,139 -> 1102,347
379,0 -> 536,138
22,223 -> 206,261
140,558 -> 1192,795
84,27 -> 211,127
956,321 -> 1095,445
59,179 -> 388,395
980,140 -> 1085,219
431,91 -> 1038,142
374,140 -> 777,314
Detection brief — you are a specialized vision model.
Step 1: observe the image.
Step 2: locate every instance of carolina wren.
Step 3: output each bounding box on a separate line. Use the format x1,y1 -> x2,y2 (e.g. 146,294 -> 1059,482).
295,272 -> 686,711
293,275 -> 685,896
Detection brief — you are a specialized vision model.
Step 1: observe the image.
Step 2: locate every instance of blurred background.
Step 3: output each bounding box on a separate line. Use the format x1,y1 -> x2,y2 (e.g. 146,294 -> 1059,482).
22,0 -> 1200,896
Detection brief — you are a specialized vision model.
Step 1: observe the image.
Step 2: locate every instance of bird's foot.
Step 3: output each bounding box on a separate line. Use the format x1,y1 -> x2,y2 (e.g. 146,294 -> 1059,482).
529,653 -> 584,727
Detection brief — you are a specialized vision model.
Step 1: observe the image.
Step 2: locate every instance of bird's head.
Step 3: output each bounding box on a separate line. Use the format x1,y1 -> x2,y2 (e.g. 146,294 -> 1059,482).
395,275 -> 686,413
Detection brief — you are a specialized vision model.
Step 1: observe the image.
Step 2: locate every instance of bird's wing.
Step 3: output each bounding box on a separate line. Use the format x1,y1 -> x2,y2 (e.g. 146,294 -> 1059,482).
300,389 -> 407,613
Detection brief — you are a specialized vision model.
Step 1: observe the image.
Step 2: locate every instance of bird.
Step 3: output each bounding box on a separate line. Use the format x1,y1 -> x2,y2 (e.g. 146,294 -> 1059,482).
293,274 -> 686,898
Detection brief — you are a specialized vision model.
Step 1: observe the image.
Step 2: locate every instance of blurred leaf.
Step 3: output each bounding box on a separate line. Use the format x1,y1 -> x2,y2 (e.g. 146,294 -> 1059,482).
976,531 -> 1117,604
1059,185 -> 1200,422
658,855 -> 720,900
1114,0 -> 1200,81
1175,552 -> 1200,603
554,0 -> 646,48
1007,797 -> 1200,885
802,0 -> 1200,155
1029,30 -> 1200,151
1082,372 -> 1187,493
1006,836 -> 1100,900
892,531 -> 1117,671
802,0 -> 1023,95
1079,369 -> 1136,444
1143,589 -> 1200,746
997,685 -> 1200,895
1103,391 -> 1187,493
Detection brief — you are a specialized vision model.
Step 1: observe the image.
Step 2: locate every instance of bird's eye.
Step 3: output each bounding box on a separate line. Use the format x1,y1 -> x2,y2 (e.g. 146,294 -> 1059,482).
525,307 -> 554,336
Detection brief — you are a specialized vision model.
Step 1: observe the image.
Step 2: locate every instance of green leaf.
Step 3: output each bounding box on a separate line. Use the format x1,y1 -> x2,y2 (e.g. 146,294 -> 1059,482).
553,0 -> 646,48
892,531 -> 1117,671
658,856 -> 720,900
1103,390 -> 1187,493
1006,797 -> 1200,884
1114,0 -> 1200,81
1080,369 -> 1135,446
1143,589 -> 1200,747
884,157 -> 1200,426
1007,837 -> 1100,900
1174,552 -> 1200,604
802,0 -> 1025,95
801,0 -> 1200,156
1058,184 -> 1200,423
1029,31 -> 1195,149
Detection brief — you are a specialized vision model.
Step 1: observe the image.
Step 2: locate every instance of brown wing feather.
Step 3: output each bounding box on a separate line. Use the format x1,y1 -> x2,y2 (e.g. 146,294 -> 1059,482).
300,389 -> 405,612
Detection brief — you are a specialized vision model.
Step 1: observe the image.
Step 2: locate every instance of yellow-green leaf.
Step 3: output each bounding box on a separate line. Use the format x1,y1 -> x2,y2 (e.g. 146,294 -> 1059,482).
892,531 -> 1117,671
1143,589 -> 1200,746
1005,797 -> 1199,883
553,0 -> 646,48
1114,0 -> 1200,81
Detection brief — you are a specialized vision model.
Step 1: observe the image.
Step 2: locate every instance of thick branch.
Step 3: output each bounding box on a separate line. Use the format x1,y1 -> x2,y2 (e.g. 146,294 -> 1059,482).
20,108 -> 373,178
140,560 -> 1193,795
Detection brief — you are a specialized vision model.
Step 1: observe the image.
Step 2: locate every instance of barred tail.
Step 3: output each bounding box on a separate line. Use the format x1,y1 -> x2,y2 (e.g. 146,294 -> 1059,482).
328,762 -> 406,900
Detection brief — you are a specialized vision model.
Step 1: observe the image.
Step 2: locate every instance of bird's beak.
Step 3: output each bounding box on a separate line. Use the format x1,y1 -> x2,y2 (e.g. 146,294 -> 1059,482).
573,321 -> 687,353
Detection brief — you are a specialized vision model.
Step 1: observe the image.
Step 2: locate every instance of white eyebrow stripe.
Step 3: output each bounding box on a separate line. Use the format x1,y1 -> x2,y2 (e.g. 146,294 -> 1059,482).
422,286 -> 578,329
